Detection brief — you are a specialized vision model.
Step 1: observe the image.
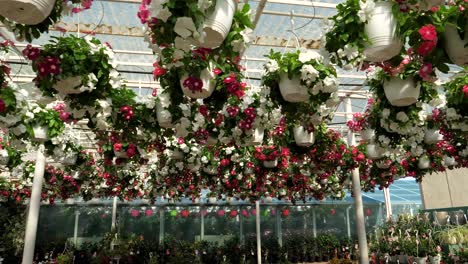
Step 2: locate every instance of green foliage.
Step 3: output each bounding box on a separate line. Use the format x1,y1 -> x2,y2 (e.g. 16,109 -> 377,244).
444,71 -> 468,115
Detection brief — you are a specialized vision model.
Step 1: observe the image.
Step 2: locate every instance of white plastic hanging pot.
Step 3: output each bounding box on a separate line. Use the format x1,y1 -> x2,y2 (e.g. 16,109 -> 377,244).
156,102 -> 172,128
263,159 -> 278,168
443,155 -> 457,167
419,0 -> 444,11
203,166 -> 218,175
278,73 -> 308,102
376,160 -> 390,169
33,125 -> 48,141
62,154 -> 77,165
398,255 -> 408,264
202,0 -> 236,48
418,155 -> 431,169
0,0 -> 55,25
429,255 -> 441,264
0,150 -> 9,165
244,167 -> 254,175
414,257 -> 428,264
114,150 -> 128,159
383,77 -> 420,107
424,128 -> 443,144
53,76 -> 83,94
171,150 -> 184,160
363,2 -> 402,62
207,136 -> 218,146
188,162 -> 201,172
443,24 -> 468,66
244,128 -> 264,146
366,144 -> 383,160
360,129 -> 376,142
293,125 -> 315,147
180,68 -> 216,99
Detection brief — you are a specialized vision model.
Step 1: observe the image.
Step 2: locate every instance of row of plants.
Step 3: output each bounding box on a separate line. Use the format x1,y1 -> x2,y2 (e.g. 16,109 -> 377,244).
369,214 -> 468,264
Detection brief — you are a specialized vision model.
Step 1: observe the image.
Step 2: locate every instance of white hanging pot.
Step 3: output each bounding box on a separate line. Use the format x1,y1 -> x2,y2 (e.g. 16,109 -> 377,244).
418,155 -> 431,169
293,125 -> 315,147
0,150 -> 9,165
32,125 -> 48,141
208,197 -> 217,203
203,166 -> 218,175
360,129 -> 375,142
398,255 -> 408,264
171,150 -> 184,160
428,255 -> 441,264
443,24 -> 468,66
156,102 -> 172,128
243,128 -> 264,146
0,0 -> 55,25
180,68 -> 216,99
114,150 -> 128,159
443,155 -> 457,167
419,0 -> 444,11
383,77 -> 420,107
207,136 -> 218,146
62,154 -> 77,165
263,159 -> 278,168
363,2 -> 402,62
414,257 -> 428,264
64,198 -> 75,205
424,128 -> 443,144
188,162 -> 201,172
137,147 -> 148,159
376,160 -> 390,169
53,76 -> 83,94
278,73 -> 308,102
202,0 -> 236,48
366,144 -> 383,160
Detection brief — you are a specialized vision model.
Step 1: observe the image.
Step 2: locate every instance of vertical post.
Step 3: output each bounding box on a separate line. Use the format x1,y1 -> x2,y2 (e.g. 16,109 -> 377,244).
383,187 -> 392,220
159,207 -> 165,243
73,211 -> 80,245
22,144 -> 46,264
111,197 -> 118,231
276,206 -> 282,247
345,97 -> 369,264
346,206 -> 352,239
240,206 -> 244,245
312,207 -> 317,238
256,201 -> 262,264
201,205 -> 205,241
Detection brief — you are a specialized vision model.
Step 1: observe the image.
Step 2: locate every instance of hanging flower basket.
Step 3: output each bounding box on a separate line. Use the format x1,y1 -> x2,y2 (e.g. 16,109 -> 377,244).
443,155 -> 457,167
208,197 -> 217,203
383,77 -> 420,107
293,125 -> 315,147
53,76 -> 83,95
203,166 -> 218,175
414,257 -> 428,264
0,150 -> 9,165
171,150 -> 184,160
201,0 -> 237,48
61,154 -> 77,165
244,128 -> 264,146
360,129 -> 375,142
244,167 -> 254,175
424,128 -> 443,144
376,160 -> 390,169
363,2 -> 402,62
278,73 -> 308,102
180,68 -> 216,99
32,125 -> 48,141
418,155 -> 431,169
443,24 -> 468,66
114,150 -> 128,159
428,255 -> 441,264
419,0 -> 444,11
366,144 -> 383,160
263,159 -> 278,168
0,0 -> 55,25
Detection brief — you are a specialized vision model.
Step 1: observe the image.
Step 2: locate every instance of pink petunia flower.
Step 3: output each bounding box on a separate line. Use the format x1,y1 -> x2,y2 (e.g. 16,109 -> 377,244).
418,24 -> 437,41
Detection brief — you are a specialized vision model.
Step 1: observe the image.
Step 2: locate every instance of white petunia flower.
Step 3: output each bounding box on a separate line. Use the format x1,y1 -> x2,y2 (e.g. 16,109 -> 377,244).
266,60 -> 279,73
396,111 -> 409,122
299,50 -> 322,63
174,17 -> 197,38
357,0 -> 376,23
381,108 -> 390,119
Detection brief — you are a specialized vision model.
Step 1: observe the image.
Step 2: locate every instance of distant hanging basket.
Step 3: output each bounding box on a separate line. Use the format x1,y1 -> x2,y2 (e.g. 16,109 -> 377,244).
383,77 -> 420,107
180,68 -> 216,99
293,125 -> 315,147
0,0 -> 55,25
53,76 -> 83,95
201,0 -> 237,48
278,73 -> 308,103
443,24 -> 468,66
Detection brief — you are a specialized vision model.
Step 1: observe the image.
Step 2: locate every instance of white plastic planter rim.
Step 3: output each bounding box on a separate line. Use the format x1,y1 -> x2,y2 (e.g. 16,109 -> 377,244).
363,2 -> 402,62
366,144 -> 383,160
0,0 -> 55,25
202,0 -> 237,48
424,129 -> 443,144
171,150 -> 184,160
53,76 -> 83,94
383,77 -> 420,107
33,125 -> 48,141
203,166 -> 218,175
443,24 -> 468,66
263,159 -> 278,168
418,156 -> 431,169
278,73 -> 308,102
180,67 -> 216,99
293,125 -> 315,147
156,103 -> 173,128
360,129 -> 376,142
243,128 -> 264,146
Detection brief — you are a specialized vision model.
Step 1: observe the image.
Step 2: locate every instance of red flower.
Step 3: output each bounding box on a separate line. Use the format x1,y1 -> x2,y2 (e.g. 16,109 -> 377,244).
419,62 -> 433,80
213,68 -> 222,75
417,40 -> 437,56
217,210 -> 225,217
126,144 -> 137,158
199,105 -> 208,116
0,99 -> 5,113
418,24 -> 437,41
181,209 -> 190,218
130,209 -> 140,217
113,143 -> 123,152
59,111 -> 70,121
281,209 -> 289,217
137,4 -> 150,24
183,76 -> 203,92
152,65 -> 167,78
463,85 -> 468,97
229,210 -> 238,218
145,209 -> 153,216
220,159 -> 230,167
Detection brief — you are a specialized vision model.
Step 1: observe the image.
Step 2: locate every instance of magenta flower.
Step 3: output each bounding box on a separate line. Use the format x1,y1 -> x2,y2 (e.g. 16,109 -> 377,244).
0,99 -> 5,113
417,40 -> 436,57
130,209 -> 140,217
463,85 -> 468,97
418,24 -> 437,41
418,62 -> 433,80
183,76 -> 203,93
22,44 -> 41,60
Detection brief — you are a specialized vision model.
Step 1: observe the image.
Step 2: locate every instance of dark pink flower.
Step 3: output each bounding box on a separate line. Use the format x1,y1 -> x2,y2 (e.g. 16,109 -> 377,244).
113,143 -> 123,152
419,62 -> 433,80
0,99 -> 5,113
177,137 -> 184,144
418,24 -> 437,41
126,144 -> 136,158
463,85 -> 468,97
153,65 -> 166,78
59,111 -> 70,121
130,209 -> 139,217
137,4 -> 150,24
417,40 -> 436,56
183,76 -> 203,92
213,68 -> 222,75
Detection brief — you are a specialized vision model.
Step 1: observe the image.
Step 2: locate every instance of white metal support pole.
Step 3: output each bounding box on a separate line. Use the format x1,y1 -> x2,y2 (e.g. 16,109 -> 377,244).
383,187 -> 392,220
111,197 -> 118,231
346,206 -> 352,239
240,206 -> 244,245
22,144 -> 46,264
201,205 -> 205,241
276,206 -> 282,247
159,207 -> 164,243
312,208 -> 317,238
256,201 -> 262,264
345,97 -> 369,264
73,211 -> 80,245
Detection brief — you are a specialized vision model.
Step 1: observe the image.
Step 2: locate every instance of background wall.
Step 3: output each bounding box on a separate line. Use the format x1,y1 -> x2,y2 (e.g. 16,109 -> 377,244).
420,168 -> 468,209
